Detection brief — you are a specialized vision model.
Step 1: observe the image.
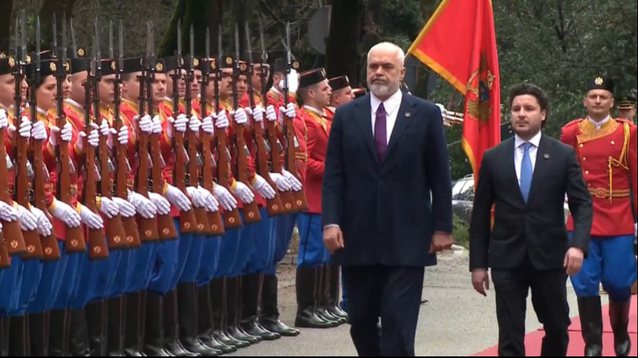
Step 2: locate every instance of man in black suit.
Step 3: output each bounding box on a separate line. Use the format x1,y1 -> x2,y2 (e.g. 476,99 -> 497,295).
470,83 -> 593,356
322,41 -> 453,356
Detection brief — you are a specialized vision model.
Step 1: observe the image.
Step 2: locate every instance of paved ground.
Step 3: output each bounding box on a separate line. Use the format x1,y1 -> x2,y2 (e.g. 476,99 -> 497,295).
228,245 -> 597,356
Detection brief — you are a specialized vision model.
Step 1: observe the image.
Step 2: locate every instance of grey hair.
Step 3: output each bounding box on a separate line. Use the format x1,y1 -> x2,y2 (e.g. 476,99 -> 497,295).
367,42 -> 405,66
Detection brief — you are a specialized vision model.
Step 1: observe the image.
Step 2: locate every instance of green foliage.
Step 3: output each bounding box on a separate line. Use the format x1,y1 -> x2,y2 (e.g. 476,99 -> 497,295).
452,214 -> 470,249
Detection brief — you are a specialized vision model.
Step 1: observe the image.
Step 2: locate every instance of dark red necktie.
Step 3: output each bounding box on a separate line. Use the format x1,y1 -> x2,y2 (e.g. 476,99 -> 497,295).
375,102 -> 387,161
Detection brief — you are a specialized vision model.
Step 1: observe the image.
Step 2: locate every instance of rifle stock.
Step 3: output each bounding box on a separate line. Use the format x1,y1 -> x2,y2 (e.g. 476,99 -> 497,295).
150,124 -> 178,240
284,116 -> 308,212
265,120 -> 296,213
0,231 -> 9,268
113,115 -> 141,248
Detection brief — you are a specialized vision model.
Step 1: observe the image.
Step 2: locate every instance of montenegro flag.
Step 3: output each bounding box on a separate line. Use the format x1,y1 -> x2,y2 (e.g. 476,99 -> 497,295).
408,0 -> 501,184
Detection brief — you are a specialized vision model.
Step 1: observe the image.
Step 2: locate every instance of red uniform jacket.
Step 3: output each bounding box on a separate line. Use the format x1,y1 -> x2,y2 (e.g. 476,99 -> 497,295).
561,117 -> 637,236
300,106 -> 331,214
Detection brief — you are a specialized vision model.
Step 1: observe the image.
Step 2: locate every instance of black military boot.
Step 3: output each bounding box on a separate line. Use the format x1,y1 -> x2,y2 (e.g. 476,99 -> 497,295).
240,273 -> 280,341
9,315 -> 30,355
86,299 -> 108,356
142,291 -> 172,356
327,264 -> 349,320
164,289 -> 198,356
107,296 -> 126,356
68,308 -> 91,356
197,282 -> 237,354
609,298 -> 631,356
226,276 -> 260,344
210,278 -> 248,349
177,283 -> 221,356
123,291 -> 145,357
0,315 -> 10,356
259,274 -> 299,336
316,265 -> 345,325
49,308 -> 73,356
29,311 -> 50,356
294,267 -> 334,328
577,296 -> 603,356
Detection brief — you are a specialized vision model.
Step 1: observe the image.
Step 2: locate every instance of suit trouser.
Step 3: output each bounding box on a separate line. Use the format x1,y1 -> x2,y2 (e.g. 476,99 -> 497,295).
569,234 -> 637,301
342,265 -> 424,356
491,261 -> 570,356
243,207 -> 275,275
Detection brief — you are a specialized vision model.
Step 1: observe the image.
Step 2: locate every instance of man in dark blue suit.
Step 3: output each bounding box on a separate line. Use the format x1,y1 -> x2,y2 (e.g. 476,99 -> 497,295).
322,42 -> 454,356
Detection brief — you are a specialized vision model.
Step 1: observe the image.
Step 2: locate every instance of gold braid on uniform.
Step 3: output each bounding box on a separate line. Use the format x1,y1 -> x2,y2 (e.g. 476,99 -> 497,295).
607,121 -> 631,202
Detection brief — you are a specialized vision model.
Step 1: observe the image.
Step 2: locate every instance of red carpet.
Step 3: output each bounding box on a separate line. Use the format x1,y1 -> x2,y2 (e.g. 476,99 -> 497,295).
474,295 -> 637,356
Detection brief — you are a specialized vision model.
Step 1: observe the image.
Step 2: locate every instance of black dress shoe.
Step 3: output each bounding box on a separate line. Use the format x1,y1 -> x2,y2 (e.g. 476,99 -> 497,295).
200,333 -> 237,354
164,340 -> 200,356
240,319 -> 281,341
294,309 -> 335,328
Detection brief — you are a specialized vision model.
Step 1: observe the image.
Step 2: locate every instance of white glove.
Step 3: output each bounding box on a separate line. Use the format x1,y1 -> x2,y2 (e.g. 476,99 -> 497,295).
127,190 -> 157,219
252,106 -> 264,122
78,123 -> 100,151
78,203 -> 104,229
269,172 -> 291,191
0,110 -> 7,129
136,114 -> 153,134
99,119 -> 111,136
49,122 -> 73,146
16,204 -> 38,231
265,105 -> 277,122
214,111 -> 229,129
49,199 -> 82,228
117,125 -> 129,146
186,186 -> 206,208
152,115 -> 162,134
252,174 -> 276,199
30,119 -> 46,140
232,181 -> 255,204
168,114 -> 188,138
188,115 -> 201,133
212,184 -> 237,211
112,197 -> 136,218
148,192 -> 171,215
198,187 -> 219,213
287,68 -> 299,94
233,109 -> 248,125
29,206 -> 52,237
282,169 -> 302,191
164,184 -> 192,212
201,116 -> 214,134
99,196 -> 120,218
0,201 -> 18,222
279,103 -> 296,119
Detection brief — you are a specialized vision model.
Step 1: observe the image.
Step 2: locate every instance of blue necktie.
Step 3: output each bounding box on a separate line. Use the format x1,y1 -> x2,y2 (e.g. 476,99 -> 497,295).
375,103 -> 387,161
520,142 -> 533,202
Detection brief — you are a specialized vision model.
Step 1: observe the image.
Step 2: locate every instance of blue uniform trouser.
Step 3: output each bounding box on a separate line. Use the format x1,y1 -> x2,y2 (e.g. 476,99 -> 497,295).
196,235 -> 222,287
70,249 -> 123,308
27,241 -> 69,313
296,213 -> 330,268
569,233 -> 637,301
178,232 -> 203,284
214,227 -> 241,278
11,256 -> 42,315
111,249 -> 134,296
147,221 -> 182,294
230,213 -> 259,277
263,213 -> 297,275
243,207 -> 275,275
0,257 -> 22,316
50,250 -> 82,310
126,242 -> 159,293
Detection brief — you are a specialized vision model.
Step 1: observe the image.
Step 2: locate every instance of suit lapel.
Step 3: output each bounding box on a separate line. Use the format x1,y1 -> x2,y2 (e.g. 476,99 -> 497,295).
527,134 -> 552,204
353,95 -> 377,162
384,95 -> 415,162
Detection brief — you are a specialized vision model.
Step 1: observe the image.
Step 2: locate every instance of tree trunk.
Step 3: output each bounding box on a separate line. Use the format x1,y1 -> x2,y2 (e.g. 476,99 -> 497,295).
159,0 -> 223,58
325,0 -> 365,85
0,0 -> 14,51
38,0 -> 77,50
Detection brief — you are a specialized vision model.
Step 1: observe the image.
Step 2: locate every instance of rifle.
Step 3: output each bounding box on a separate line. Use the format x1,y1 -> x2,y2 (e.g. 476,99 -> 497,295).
173,22 -> 198,234
245,22 -> 283,216
215,26 -> 242,228
198,28 -> 224,235
185,27 -> 211,234
282,22 -> 308,211
232,25 -> 260,223
27,17 -> 58,259
145,22 -> 178,240
3,20 -> 28,258
112,21 -> 141,247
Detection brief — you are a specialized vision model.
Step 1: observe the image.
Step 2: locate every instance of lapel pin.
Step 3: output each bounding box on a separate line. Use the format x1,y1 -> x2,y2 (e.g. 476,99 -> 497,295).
405,112 -> 411,118
543,153 -> 550,159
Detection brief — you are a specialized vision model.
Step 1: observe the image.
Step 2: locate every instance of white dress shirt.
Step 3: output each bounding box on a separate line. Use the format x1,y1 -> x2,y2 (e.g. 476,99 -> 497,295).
370,89 -> 403,145
514,131 -> 541,185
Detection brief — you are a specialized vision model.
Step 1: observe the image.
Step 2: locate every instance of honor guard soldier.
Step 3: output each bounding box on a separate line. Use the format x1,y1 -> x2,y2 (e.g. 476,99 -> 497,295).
561,76 -> 637,356
616,89 -> 636,123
